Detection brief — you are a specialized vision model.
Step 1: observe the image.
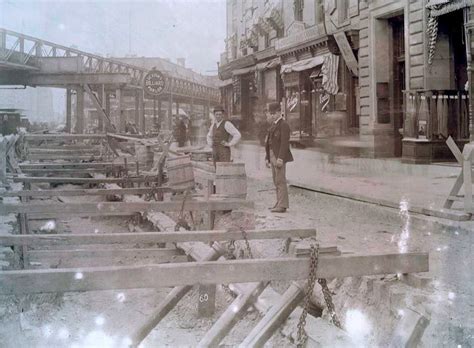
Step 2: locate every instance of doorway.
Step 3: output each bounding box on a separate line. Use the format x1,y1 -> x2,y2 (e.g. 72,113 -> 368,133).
389,15 -> 405,157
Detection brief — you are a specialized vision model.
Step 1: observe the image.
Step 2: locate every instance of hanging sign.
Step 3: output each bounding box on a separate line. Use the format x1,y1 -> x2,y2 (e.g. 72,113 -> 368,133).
143,69 -> 166,96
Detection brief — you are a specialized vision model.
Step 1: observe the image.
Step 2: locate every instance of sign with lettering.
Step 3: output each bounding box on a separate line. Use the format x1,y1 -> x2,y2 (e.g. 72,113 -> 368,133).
143,69 -> 166,96
333,31 -> 359,77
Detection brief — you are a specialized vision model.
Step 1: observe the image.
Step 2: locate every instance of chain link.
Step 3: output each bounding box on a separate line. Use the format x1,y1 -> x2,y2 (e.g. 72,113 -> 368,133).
174,189 -> 190,231
239,227 -> 254,259
296,243 -> 319,347
318,278 -> 342,329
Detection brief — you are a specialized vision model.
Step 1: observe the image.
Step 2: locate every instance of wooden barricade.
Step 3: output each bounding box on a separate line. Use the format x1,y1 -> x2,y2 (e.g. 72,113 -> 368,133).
444,137 -> 474,214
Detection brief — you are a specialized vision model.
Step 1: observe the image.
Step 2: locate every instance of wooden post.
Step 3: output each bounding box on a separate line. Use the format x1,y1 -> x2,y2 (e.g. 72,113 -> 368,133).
134,90 -> 140,129
138,89 -> 145,134
168,85 -> 173,130
117,88 -> 125,133
0,138 -> 6,184
66,88 -> 72,133
463,146 -> 473,212
97,85 -> 105,132
76,85 -> 84,134
105,92 -> 111,129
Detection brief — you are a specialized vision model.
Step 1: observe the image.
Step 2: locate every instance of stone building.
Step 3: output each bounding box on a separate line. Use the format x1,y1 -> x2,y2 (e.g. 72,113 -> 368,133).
218,0 -> 474,162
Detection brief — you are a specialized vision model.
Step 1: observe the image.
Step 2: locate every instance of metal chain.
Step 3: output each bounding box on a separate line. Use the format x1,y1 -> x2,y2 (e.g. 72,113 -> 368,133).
174,189 -> 191,231
318,278 -> 342,330
221,240 -> 237,300
296,243 -> 319,347
239,227 -> 254,259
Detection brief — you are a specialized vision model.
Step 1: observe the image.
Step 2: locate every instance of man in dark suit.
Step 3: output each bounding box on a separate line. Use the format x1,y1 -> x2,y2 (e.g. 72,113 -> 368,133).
265,102 -> 293,213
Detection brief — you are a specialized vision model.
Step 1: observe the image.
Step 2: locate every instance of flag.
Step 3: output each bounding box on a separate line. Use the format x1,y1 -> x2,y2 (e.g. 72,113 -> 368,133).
321,54 -> 339,96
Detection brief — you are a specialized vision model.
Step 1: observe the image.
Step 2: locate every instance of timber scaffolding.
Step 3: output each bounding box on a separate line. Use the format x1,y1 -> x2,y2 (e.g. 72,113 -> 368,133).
0,132 -> 430,347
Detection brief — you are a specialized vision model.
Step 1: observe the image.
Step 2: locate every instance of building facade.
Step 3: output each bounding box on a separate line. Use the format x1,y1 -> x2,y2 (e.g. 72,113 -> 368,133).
218,0 -> 474,162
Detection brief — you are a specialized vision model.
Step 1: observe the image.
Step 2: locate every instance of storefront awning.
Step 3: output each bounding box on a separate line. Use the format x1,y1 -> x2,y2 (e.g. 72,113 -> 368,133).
426,0 -> 473,16
233,66 -> 256,76
217,78 -> 233,87
280,55 -> 326,74
256,57 -> 280,71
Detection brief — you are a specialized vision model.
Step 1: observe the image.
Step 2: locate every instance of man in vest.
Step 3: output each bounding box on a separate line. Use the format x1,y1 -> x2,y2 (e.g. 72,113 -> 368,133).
265,102 -> 293,213
207,105 -> 241,166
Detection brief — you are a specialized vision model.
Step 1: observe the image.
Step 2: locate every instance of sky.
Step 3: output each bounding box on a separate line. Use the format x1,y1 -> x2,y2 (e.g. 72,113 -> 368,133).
0,0 -> 227,74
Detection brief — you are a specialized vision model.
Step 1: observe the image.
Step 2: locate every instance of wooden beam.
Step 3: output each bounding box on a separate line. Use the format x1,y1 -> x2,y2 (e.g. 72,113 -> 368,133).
21,168 -> 114,176
12,176 -> 162,185
24,134 -> 106,141
239,281 -> 305,347
0,229 -> 316,247
0,200 -> 253,216
19,162 -> 116,170
0,253 -> 429,294
197,282 -> 268,347
28,249 -> 186,269
27,154 -> 103,161
0,187 -> 181,198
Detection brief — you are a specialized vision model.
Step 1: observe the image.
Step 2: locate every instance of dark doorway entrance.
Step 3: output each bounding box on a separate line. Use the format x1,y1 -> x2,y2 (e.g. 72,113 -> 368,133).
389,15 -> 405,157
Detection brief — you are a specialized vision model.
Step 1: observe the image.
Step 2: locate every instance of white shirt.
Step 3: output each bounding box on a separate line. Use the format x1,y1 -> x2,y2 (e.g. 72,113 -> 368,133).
207,120 -> 242,147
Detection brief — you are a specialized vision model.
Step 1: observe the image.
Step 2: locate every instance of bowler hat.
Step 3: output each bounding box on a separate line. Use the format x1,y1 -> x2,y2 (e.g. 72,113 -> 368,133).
213,105 -> 225,113
267,102 -> 281,113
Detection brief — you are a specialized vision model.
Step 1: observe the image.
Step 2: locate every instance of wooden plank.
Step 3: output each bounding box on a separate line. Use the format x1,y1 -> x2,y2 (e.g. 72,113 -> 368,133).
0,187 -> 182,198
21,169 -> 113,175
333,31 -> 359,76
12,176 -> 161,184
20,162 -> 116,170
446,136 -> 463,164
28,251 -> 187,269
28,154 -> 104,161
463,146 -> 473,212
197,282 -> 268,347
389,308 -> 430,348
444,173 -> 464,208
0,229 -> 316,247
0,200 -> 254,215
28,148 -> 101,155
25,134 -> 106,141
0,253 -> 429,294
239,281 -> 305,348
28,248 -> 180,259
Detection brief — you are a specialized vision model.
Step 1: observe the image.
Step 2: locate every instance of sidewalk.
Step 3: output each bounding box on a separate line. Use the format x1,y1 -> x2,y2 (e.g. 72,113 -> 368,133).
233,142 -> 472,222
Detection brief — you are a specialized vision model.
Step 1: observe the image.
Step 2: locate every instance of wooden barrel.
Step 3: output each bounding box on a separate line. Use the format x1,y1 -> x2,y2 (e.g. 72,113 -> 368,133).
166,155 -> 195,189
135,144 -> 154,170
215,162 -> 247,199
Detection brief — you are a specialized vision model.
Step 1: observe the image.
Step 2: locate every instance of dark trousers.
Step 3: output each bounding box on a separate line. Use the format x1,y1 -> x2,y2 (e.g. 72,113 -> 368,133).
212,145 -> 231,167
270,152 -> 289,209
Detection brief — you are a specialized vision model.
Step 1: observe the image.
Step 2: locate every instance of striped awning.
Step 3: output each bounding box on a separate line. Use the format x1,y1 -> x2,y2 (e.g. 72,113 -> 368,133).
281,55 -> 326,74
426,0 -> 473,64
426,0 -> 473,16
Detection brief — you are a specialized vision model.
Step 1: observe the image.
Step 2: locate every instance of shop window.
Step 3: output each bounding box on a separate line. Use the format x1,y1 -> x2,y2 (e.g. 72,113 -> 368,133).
294,0 -> 304,22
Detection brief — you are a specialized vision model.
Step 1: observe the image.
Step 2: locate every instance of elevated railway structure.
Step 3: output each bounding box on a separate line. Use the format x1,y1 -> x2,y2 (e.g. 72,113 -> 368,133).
0,28 -> 220,134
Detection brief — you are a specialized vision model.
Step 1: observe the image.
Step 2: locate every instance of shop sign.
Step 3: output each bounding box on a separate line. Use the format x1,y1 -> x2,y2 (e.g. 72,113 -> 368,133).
144,69 -> 166,96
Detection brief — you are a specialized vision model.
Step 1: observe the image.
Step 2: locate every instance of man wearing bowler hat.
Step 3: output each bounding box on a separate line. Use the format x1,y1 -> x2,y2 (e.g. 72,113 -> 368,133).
265,102 -> 293,213
207,105 -> 241,166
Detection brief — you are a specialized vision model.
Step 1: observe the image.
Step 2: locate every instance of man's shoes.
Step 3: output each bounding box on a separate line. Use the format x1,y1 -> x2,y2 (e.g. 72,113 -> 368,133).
271,207 -> 287,213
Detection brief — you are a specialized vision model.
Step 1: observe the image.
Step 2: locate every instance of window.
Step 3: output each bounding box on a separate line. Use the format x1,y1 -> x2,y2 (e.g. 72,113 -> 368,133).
294,0 -> 304,22
315,0 -> 324,25
264,33 -> 270,49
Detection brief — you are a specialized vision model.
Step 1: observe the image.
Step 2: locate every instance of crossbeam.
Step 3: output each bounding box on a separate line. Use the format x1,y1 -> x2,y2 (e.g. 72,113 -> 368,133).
0,253 -> 429,294
24,134 -> 106,141
19,162 -> 116,170
0,187 -> 181,198
12,176 -> 161,184
0,229 -> 317,247
0,199 -> 254,216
